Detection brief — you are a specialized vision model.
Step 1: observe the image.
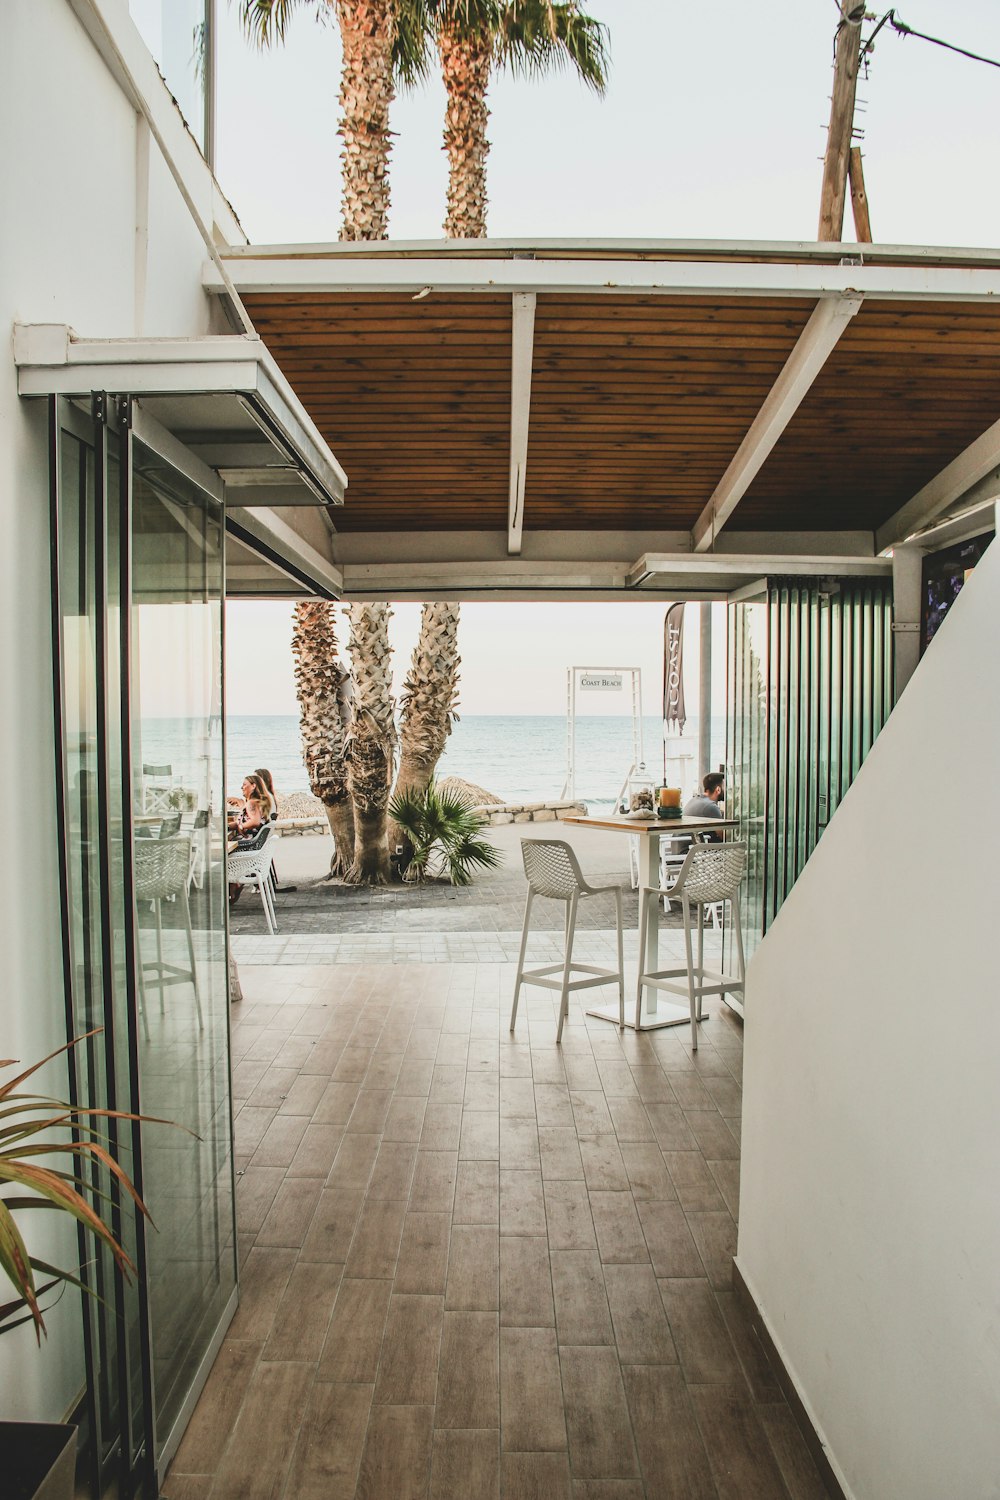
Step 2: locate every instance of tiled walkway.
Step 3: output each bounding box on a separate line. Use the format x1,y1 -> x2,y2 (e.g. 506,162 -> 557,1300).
164,960 -> 826,1500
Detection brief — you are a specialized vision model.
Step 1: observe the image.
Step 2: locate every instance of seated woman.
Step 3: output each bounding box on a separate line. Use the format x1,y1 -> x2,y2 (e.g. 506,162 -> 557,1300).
227,775 -> 273,902
254,767 -> 280,821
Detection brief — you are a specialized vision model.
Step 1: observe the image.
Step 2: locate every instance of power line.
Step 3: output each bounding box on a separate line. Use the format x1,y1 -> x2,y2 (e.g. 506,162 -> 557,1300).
860,9 -> 1000,72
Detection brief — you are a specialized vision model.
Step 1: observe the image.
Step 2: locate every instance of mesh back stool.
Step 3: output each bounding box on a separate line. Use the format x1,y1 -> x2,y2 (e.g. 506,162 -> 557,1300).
134,835 -> 204,1031
510,838 -> 625,1043
636,842 -> 747,1048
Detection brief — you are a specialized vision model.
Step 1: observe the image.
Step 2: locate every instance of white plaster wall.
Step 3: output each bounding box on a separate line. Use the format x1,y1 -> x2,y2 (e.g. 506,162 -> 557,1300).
0,0 -> 231,1421
736,539 -> 1000,1500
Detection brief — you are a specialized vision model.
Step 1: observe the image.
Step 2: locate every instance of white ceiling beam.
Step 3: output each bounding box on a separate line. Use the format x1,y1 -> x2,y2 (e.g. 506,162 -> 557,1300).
629,551 -> 890,587
221,237 -> 1000,268
210,255 -> 1000,304
875,418 -> 1000,552
692,293 -> 863,553
339,552 -> 891,598
508,293 -> 536,557
226,506 -> 343,598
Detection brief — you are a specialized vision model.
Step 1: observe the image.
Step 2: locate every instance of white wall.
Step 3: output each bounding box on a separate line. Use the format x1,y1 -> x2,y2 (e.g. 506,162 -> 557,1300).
0,0 -> 233,1421
737,538 -> 1000,1500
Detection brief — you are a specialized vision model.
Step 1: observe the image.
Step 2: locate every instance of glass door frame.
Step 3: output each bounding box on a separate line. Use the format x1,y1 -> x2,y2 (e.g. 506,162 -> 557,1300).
49,393 -> 237,1498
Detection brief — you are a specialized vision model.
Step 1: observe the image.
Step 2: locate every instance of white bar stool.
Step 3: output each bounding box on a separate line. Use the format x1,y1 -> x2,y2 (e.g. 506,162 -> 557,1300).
134,835 -> 204,1031
636,842 -> 747,1048
510,839 -> 625,1043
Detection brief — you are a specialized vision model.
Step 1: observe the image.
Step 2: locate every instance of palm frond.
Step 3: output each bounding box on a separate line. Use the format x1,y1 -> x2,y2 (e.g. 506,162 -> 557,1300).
0,1033 -> 167,1341
497,0 -> 610,93
388,781 -> 499,885
392,0 -> 438,87
234,0 -> 315,50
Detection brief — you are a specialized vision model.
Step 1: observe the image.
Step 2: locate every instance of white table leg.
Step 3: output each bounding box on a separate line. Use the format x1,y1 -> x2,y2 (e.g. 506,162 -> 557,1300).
643,833 -> 660,1016
587,830 -> 695,1031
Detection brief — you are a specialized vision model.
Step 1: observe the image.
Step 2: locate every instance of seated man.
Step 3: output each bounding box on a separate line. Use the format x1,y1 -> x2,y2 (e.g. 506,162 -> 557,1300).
683,772 -> 726,839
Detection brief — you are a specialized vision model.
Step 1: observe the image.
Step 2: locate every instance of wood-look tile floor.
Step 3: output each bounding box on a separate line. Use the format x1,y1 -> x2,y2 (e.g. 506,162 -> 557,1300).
164,963 -> 827,1500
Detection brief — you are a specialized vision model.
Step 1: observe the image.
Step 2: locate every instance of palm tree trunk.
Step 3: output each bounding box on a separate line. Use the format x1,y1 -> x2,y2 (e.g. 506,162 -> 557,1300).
336,0 -> 395,239
344,602 -> 396,883
389,602 -> 461,853
291,602 -> 356,877
439,20 -> 492,239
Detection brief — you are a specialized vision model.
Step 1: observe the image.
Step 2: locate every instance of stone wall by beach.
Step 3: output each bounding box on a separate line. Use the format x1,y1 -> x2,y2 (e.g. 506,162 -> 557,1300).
274,786 -> 587,834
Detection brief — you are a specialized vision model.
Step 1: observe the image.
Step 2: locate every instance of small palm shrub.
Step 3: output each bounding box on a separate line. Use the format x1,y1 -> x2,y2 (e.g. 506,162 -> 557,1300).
0,1032 -> 156,1340
389,781 -> 501,886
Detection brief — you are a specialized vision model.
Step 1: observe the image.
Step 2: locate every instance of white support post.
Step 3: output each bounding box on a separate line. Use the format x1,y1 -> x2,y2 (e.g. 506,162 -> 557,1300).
692,292 -> 863,551
891,544 -> 924,702
508,292 -> 536,556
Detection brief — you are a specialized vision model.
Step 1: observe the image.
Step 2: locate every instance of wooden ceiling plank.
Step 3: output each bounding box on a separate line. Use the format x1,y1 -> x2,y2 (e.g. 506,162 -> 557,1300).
692,292 -> 863,552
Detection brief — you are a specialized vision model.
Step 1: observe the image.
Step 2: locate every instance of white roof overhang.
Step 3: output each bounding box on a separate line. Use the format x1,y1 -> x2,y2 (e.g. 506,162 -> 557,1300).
14,324 -> 347,509
202,240 -> 1000,599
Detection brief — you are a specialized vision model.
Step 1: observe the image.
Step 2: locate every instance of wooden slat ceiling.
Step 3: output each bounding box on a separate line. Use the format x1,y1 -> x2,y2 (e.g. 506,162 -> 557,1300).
526,295 -> 809,529
242,290 -> 1000,534
737,300 -> 1000,529
243,293 -> 510,531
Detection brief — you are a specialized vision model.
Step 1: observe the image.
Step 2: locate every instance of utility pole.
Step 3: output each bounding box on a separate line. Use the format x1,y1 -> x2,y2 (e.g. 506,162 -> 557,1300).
848,146 -> 872,241
818,2 -> 866,241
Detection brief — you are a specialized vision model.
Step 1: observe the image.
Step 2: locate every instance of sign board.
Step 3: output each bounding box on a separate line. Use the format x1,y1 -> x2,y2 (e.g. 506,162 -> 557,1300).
663,603 -> 687,733
580,673 -> 623,691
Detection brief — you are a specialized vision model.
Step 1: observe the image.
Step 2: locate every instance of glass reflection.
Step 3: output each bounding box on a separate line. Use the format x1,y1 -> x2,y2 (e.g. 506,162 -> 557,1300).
130,438 -> 234,1455
129,0 -> 211,153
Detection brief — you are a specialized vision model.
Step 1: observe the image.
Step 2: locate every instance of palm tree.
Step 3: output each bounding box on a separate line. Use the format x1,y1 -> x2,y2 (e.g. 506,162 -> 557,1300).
240,0 -> 410,882
239,0 -> 405,238
389,601 -> 461,857
396,602 -> 461,798
291,601 -> 355,875
399,0 -> 610,239
343,602 -> 396,883
389,780 -> 500,885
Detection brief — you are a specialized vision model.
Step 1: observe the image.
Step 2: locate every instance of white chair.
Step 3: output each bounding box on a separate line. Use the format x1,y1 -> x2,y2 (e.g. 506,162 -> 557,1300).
134,835 -> 204,1031
227,823 -> 278,935
141,762 -> 174,816
636,842 -> 747,1048
187,808 -> 211,891
510,839 -> 625,1043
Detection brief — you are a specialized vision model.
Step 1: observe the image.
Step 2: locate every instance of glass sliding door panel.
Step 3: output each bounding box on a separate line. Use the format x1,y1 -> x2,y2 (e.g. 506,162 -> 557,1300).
129,0 -> 212,154
129,435 -> 234,1463
727,579 -> 894,958
55,409 -> 148,1491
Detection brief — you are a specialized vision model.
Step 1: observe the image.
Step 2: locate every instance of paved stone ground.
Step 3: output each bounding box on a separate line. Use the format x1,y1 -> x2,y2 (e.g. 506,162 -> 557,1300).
230,824 -> 688,941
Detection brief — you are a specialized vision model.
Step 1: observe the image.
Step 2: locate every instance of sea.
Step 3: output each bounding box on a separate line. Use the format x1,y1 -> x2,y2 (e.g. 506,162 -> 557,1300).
219,713 -> 727,811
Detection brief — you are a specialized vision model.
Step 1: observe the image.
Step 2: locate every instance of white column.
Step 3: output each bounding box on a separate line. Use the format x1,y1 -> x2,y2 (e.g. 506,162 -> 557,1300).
891,544 -> 924,701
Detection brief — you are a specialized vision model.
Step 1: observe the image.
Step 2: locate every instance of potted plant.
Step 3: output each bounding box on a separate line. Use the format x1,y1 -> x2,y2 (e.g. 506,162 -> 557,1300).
389,781 -> 501,886
0,1032 -> 156,1500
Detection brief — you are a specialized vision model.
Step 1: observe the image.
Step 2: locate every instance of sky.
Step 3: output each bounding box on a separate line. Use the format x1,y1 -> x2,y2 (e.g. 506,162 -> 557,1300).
211,0 -> 1000,717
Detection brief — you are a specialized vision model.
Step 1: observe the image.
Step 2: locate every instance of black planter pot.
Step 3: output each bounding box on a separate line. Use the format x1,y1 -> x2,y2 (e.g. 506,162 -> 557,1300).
0,1422 -> 78,1500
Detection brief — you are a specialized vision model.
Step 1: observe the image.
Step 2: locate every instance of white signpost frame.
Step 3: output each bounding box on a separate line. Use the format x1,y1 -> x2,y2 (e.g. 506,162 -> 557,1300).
562,666 -> 644,803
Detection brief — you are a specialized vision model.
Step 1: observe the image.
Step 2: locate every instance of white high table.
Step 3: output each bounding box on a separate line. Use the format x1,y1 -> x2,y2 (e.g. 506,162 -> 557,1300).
561,813 -> 738,1032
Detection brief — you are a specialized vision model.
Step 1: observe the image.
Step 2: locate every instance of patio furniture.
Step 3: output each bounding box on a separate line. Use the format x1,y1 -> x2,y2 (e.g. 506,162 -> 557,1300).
134,835 -> 203,1031
188,807 -> 210,890
561,813 -> 738,1030
227,823 -> 278,934
157,812 -> 181,838
510,838 -> 625,1044
659,831 -> 723,925
141,762 -> 174,815
636,842 -> 747,1048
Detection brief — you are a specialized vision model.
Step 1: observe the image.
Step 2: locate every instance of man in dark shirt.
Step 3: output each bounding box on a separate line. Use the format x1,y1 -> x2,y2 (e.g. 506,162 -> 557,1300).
683,772 -> 725,838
